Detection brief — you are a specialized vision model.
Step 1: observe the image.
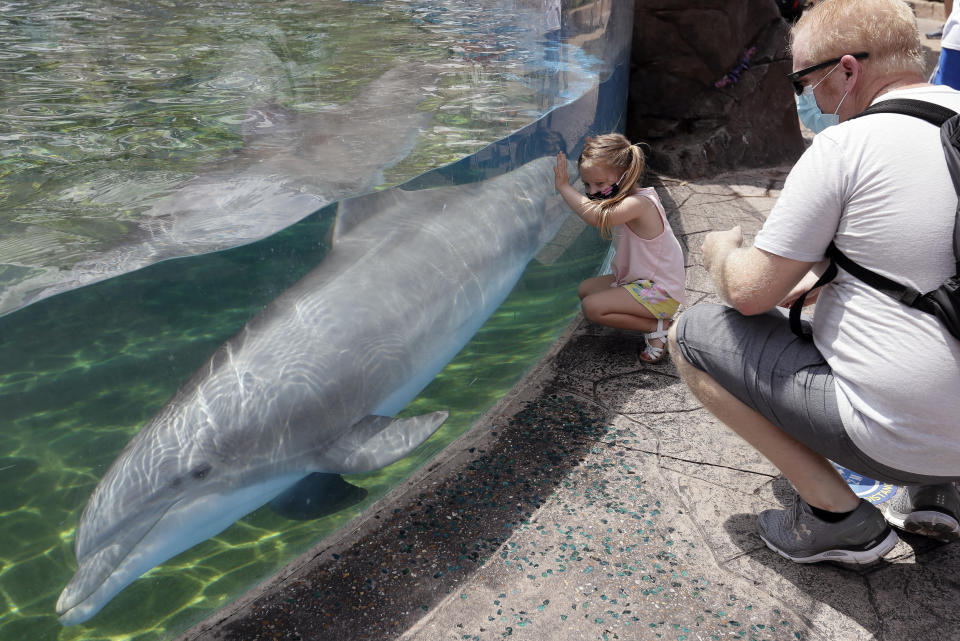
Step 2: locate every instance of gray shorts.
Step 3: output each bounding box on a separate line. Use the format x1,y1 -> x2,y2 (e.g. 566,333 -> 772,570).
673,303 -> 954,486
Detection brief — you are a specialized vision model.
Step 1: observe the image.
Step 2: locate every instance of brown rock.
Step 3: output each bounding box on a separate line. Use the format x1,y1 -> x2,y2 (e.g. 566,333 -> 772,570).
627,0 -> 805,177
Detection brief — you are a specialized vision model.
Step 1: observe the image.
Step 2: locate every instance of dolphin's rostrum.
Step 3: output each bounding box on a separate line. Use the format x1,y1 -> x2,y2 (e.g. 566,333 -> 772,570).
56,155 -> 576,625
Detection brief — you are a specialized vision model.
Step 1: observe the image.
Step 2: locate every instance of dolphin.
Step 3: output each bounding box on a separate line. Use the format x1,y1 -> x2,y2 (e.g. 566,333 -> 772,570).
0,59 -> 438,317
56,154 -> 577,625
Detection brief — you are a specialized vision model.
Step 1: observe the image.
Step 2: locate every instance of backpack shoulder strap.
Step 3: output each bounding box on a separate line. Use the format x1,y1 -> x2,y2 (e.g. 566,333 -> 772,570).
852,98 -> 960,273
827,244 -> 926,307
789,98 -> 960,339
849,98 -> 956,127
852,98 -> 960,197
788,255 -> 837,339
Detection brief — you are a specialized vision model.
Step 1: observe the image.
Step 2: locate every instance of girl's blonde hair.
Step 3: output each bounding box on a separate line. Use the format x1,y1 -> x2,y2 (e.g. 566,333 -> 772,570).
791,0 -> 924,77
578,133 -> 646,239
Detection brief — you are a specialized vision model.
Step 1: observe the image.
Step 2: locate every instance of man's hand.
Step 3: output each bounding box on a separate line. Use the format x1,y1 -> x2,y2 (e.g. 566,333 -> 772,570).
554,151 -> 571,192
700,226 -> 815,315
701,226 -> 743,273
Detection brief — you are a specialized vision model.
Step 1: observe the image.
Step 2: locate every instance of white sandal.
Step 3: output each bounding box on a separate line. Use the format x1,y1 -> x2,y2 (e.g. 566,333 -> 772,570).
640,319 -> 670,364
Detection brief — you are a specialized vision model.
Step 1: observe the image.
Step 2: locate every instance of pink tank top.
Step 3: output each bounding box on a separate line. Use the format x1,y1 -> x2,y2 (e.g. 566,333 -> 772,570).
609,186 -> 687,304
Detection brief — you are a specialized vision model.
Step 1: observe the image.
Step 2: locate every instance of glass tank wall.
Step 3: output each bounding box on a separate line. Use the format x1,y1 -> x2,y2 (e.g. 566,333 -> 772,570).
0,1 -> 634,639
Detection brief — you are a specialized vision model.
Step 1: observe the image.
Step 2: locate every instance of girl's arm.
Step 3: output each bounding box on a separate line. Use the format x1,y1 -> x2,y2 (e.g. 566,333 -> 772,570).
553,152 -> 658,233
554,152 -> 599,224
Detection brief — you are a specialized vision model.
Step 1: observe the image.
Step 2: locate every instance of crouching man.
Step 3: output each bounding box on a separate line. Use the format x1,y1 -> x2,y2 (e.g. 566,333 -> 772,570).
669,0 -> 960,563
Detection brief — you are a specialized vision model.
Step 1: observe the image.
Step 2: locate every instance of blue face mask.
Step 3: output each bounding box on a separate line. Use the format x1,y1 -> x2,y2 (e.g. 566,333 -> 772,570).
796,86 -> 841,133
795,61 -> 848,134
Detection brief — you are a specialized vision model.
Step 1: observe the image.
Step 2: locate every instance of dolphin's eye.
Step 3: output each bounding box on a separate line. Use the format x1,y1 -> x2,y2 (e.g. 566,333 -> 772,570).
191,464 -> 212,480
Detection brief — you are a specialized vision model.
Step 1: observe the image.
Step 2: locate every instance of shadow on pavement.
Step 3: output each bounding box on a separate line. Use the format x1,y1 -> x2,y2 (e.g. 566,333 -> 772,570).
722,493 -> 960,639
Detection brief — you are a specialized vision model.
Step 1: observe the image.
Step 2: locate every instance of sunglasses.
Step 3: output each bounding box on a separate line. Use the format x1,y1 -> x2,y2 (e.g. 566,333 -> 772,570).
787,51 -> 869,96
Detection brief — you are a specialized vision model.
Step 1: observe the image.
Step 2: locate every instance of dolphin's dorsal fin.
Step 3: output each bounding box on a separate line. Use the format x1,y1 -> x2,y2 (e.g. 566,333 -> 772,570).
319,411 -> 448,474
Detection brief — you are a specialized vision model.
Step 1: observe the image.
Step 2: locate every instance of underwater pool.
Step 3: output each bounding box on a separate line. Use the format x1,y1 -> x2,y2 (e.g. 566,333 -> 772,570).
0,1 -> 634,639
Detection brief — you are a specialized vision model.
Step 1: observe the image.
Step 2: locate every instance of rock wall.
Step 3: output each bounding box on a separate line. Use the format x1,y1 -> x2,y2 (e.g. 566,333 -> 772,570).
627,0 -> 805,177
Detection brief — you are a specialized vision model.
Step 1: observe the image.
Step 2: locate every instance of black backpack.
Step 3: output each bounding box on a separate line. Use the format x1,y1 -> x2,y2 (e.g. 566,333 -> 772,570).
789,98 -> 960,342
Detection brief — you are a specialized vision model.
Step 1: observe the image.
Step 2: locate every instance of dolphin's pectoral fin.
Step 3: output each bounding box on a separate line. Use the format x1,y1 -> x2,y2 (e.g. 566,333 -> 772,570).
320,410 -> 449,474
268,473 -> 368,520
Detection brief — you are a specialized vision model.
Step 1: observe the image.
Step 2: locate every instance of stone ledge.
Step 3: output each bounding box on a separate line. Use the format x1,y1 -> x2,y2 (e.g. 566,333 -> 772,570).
908,0 -> 946,20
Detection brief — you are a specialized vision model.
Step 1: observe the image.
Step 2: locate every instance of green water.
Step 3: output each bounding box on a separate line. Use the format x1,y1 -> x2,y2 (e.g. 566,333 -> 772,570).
0,206 -> 608,639
0,1 -> 621,638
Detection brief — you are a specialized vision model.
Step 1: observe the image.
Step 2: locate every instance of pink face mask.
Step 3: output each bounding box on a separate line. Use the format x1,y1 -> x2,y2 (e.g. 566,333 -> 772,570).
585,171 -> 627,201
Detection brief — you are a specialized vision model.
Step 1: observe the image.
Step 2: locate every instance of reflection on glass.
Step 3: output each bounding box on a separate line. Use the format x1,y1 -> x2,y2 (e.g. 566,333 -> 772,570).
0,0 -> 600,315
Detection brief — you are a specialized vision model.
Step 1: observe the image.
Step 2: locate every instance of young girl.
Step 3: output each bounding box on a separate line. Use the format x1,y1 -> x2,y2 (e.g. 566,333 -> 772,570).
554,134 -> 686,363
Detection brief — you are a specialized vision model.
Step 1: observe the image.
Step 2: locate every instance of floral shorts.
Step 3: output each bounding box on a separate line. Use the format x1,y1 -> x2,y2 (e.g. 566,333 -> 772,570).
621,279 -> 680,319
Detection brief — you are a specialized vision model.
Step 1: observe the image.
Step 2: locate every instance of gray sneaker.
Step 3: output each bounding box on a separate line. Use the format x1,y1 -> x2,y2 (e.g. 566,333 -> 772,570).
757,496 -> 898,564
882,484 -> 960,542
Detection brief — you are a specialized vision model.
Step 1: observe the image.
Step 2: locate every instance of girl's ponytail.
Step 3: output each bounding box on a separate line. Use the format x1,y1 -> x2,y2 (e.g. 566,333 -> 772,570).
591,139 -> 646,239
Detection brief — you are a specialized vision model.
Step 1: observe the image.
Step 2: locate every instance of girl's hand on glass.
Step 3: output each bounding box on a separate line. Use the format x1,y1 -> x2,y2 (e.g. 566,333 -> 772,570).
554,151 -> 570,192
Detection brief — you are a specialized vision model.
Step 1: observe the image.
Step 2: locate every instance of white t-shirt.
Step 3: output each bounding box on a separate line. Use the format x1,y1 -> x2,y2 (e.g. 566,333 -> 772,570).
943,3 -> 960,52
755,85 -> 960,476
